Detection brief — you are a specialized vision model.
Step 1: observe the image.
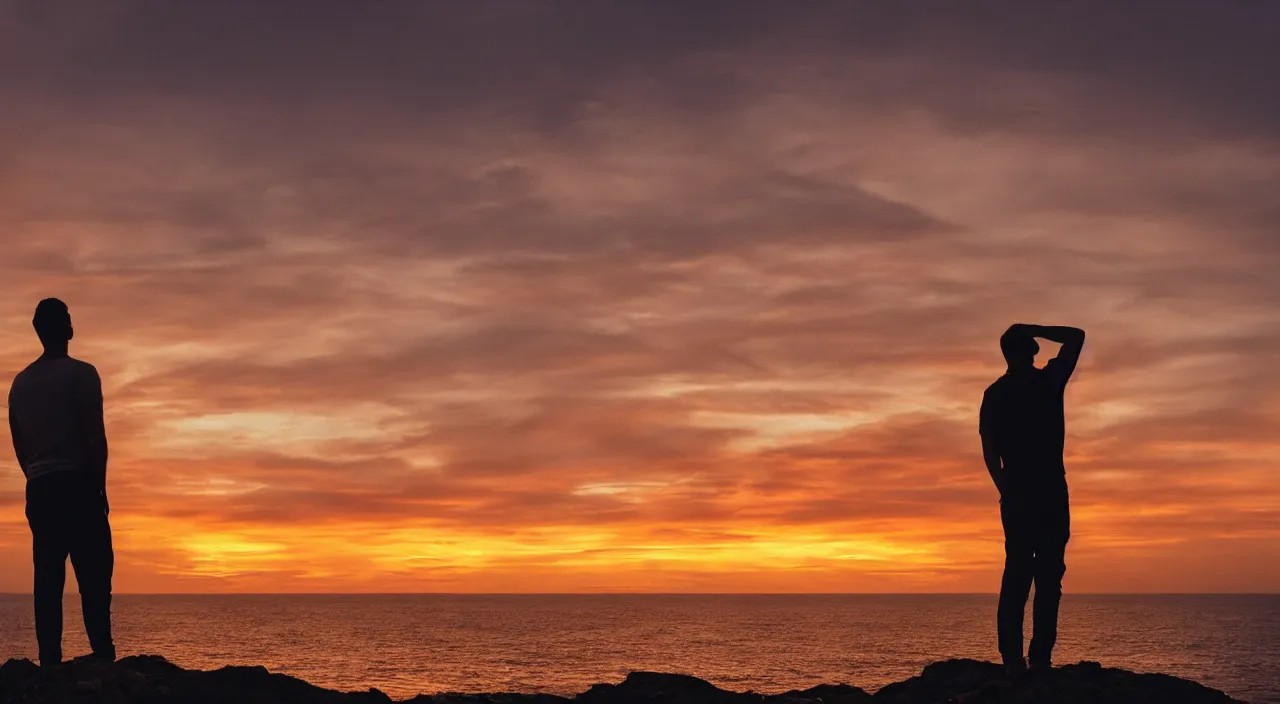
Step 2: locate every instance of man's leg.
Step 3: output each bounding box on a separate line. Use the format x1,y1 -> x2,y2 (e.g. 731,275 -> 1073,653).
997,498 -> 1035,669
1028,492 -> 1070,668
69,483 -> 115,660
26,480 -> 69,666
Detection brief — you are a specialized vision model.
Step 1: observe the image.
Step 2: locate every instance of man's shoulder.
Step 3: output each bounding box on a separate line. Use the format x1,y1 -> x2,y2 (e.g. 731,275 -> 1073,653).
68,358 -> 102,393
9,360 -> 41,394
980,376 -> 1010,434
984,375 -> 1011,397
12,357 -> 98,386
1035,361 -> 1070,392
67,357 -> 99,375
981,377 -> 1011,419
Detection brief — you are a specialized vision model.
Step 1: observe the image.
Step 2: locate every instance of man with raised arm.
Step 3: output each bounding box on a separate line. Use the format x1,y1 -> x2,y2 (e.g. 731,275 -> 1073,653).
979,323 -> 1085,676
7,298 -> 115,666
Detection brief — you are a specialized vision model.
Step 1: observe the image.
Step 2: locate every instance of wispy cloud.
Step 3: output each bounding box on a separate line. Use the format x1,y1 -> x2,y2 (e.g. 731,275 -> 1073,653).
1,0 -> 1277,592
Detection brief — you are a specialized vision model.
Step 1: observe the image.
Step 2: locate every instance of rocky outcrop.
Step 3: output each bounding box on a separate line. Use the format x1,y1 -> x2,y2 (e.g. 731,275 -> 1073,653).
872,659 -> 1243,703
0,655 -> 1245,704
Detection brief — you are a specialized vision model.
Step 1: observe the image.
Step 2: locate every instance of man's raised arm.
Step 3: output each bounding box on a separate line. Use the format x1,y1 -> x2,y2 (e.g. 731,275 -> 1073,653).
1023,324 -> 1086,384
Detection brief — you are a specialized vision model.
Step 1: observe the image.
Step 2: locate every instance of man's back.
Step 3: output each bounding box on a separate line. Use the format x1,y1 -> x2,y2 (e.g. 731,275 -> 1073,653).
980,361 -> 1070,491
8,356 -> 101,482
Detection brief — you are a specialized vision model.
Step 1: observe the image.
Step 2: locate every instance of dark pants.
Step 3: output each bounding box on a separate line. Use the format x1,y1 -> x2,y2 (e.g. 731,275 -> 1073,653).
25,472 -> 115,665
997,483 -> 1070,667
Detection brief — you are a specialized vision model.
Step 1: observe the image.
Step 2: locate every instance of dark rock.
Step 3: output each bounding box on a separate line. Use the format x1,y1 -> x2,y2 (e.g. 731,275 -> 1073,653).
0,660 -> 40,696
870,658 -> 1244,704
0,655 -> 1243,704
780,683 -> 873,703
873,659 -> 1006,703
576,671 -> 762,703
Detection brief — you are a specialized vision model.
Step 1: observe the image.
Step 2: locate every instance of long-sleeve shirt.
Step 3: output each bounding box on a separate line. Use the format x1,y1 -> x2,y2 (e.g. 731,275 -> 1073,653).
979,359 -> 1071,491
8,355 -> 107,485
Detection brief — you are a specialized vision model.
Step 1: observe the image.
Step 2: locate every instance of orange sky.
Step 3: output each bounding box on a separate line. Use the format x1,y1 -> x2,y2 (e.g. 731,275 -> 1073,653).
1,2 -> 1278,593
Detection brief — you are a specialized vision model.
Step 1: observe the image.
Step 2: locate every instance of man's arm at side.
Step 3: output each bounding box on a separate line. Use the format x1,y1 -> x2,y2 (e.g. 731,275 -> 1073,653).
979,389 -> 1007,496
8,401 -> 29,476
1023,324 -> 1086,383
982,434 -> 1007,497
81,367 -> 108,491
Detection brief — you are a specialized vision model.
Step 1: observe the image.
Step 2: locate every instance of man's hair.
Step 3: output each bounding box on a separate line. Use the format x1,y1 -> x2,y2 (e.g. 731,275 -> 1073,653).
999,325 -> 1037,364
33,298 -> 72,343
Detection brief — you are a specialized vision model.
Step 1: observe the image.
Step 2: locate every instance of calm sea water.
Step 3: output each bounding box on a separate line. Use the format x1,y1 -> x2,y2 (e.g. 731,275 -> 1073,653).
0,594 -> 1275,702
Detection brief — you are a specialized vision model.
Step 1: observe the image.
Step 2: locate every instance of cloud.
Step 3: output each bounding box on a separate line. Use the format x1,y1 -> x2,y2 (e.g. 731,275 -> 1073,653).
0,0 -> 1277,592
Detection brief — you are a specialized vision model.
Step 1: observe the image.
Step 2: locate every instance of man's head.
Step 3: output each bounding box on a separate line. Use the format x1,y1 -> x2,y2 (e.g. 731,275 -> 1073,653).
33,298 -> 74,349
1000,324 -> 1038,368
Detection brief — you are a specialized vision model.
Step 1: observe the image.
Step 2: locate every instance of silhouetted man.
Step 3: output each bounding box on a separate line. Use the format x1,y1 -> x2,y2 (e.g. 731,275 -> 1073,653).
7,298 -> 115,666
979,323 -> 1085,675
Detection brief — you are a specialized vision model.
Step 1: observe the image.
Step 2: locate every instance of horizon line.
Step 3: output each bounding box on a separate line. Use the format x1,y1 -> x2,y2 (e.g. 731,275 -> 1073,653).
1,591 -> 1276,597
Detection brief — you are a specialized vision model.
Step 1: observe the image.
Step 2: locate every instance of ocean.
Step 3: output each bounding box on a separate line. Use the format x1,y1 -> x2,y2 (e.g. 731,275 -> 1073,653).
0,594 -> 1276,702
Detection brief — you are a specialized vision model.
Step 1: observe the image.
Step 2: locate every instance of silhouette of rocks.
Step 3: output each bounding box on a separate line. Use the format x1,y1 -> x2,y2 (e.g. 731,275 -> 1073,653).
575,671 -> 870,703
0,655 -> 1244,704
874,659 -> 1243,704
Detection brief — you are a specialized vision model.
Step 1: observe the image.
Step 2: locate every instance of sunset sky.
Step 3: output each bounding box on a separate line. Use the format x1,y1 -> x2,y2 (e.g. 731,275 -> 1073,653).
1,1 -> 1277,594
